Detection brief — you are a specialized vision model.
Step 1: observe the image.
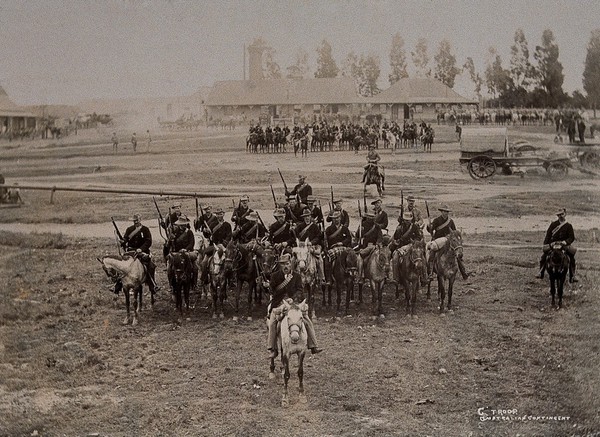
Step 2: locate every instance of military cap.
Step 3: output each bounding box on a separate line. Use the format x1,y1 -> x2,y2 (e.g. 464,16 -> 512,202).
406,195 -> 416,202
371,197 -> 382,205
556,208 -> 566,216
331,211 -> 341,219
300,208 -> 312,217
333,198 -> 343,204
172,202 -> 182,208
240,195 -> 250,202
368,144 -> 375,149
174,216 -> 190,225
438,205 -> 451,212
287,195 -> 297,201
273,208 -> 286,217
246,211 -> 259,222
306,195 -> 316,203
278,253 -> 292,264
203,203 -> 212,210
298,174 -> 306,180
214,207 -> 225,215
130,214 -> 142,221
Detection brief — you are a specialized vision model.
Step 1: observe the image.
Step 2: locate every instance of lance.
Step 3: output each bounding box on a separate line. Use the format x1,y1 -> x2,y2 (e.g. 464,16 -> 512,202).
111,216 -> 124,255
400,190 -> 404,221
153,196 -> 167,241
277,168 -> 288,193
270,185 -> 277,208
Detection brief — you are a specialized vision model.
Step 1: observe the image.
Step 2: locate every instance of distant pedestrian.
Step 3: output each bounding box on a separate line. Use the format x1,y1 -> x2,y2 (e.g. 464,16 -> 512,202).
146,130 -> 152,152
577,119 -> 586,143
111,132 -> 118,153
131,133 -> 137,152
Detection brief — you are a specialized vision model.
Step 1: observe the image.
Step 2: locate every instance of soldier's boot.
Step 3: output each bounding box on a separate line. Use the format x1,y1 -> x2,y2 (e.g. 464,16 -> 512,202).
536,254 -> 546,279
569,256 -> 578,283
457,256 -> 469,280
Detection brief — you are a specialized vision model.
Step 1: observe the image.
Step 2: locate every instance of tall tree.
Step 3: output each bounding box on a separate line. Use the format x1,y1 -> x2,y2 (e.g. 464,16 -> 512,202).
509,28 -> 534,90
433,39 -> 461,88
287,48 -> 310,79
411,38 -> 431,77
583,29 -> 600,113
389,32 -> 408,84
315,39 -> 339,78
533,29 -> 565,107
359,54 -> 381,97
484,47 -> 511,100
342,52 -> 381,97
263,47 -> 282,79
463,57 -> 483,100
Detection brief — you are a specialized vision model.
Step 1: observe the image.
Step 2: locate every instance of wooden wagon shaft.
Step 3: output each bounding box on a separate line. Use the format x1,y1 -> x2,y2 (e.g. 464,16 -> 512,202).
0,184 -> 233,204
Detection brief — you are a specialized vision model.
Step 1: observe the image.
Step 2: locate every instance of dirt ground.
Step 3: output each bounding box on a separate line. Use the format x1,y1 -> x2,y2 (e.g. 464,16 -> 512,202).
1,125 -> 599,437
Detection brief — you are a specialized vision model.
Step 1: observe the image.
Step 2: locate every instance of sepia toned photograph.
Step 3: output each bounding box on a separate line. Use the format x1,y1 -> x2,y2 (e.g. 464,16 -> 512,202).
1,1 -> 599,435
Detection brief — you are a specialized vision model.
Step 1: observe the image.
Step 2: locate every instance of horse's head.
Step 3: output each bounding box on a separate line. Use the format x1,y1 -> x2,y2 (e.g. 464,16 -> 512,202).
225,240 -> 242,265
282,299 -> 308,345
292,239 -> 311,272
448,230 -> 464,259
260,247 -> 278,280
169,251 -> 190,282
409,240 -> 426,272
342,248 -> 359,279
377,245 -> 392,275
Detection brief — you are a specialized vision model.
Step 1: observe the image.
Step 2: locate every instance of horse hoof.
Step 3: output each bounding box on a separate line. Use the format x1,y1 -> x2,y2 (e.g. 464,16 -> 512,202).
132,318 -> 139,326
212,313 -> 217,319
281,398 -> 289,408
122,318 -> 130,325
299,394 -> 308,404
379,314 -> 385,320
247,316 -> 253,322
232,316 -> 238,321
269,372 -> 276,380
370,315 -> 377,321
219,313 -> 225,319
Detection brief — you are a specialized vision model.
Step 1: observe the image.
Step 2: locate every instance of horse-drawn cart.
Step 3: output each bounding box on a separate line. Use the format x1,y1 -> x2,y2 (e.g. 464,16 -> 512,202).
459,127 -> 572,180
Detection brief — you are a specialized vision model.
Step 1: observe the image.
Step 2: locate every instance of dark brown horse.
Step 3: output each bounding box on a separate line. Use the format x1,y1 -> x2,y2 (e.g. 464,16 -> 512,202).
394,241 -> 426,316
364,164 -> 385,197
225,240 -> 259,321
545,242 -> 569,308
359,245 -> 392,320
325,247 -> 359,316
167,251 -> 195,320
427,230 -> 464,313
208,247 -> 232,319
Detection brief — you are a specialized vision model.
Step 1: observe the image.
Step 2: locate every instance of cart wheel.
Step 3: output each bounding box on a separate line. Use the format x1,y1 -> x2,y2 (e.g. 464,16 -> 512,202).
546,161 -> 569,178
468,155 -> 497,180
581,151 -> 600,169
516,144 -> 536,152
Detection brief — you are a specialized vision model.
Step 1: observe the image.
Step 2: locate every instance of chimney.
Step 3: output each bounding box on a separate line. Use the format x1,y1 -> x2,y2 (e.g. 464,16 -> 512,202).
247,39 -> 267,81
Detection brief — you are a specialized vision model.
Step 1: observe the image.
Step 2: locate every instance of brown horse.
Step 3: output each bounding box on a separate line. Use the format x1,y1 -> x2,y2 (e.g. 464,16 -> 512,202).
166,251 -> 194,320
325,247 -> 359,316
393,241 -> 426,316
98,254 -> 149,325
359,245 -> 392,320
208,246 -> 232,319
427,230 -> 464,313
545,242 -> 569,308
225,240 -> 259,321
364,164 -> 385,197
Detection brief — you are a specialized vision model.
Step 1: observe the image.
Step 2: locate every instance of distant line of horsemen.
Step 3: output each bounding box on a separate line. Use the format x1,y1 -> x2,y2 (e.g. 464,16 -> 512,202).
104,174 -> 471,327
246,121 -> 435,154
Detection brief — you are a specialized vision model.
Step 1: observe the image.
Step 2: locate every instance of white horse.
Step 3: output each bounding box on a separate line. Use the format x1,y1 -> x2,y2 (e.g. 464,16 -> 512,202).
98,255 -> 149,325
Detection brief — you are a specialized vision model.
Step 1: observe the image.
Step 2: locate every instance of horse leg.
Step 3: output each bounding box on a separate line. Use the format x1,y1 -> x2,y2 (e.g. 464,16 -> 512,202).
132,285 -> 141,326
233,280 -> 241,321
282,355 -> 290,407
212,283 -> 219,319
298,351 -> 307,403
447,276 -> 455,311
438,276 -> 446,313
308,284 -> 316,320
247,281 -> 254,321
404,280 -> 410,315
550,275 -> 556,307
184,283 -> 190,312
358,282 -> 363,305
558,274 -> 565,308
377,281 -> 385,319
123,286 -> 131,325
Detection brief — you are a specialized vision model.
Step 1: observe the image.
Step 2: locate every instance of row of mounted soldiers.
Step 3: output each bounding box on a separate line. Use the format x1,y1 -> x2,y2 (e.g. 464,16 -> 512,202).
247,120 -> 432,152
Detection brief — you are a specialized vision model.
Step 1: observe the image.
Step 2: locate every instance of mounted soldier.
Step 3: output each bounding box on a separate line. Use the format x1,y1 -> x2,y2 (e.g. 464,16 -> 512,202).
199,207 -> 232,285
231,195 -> 253,230
268,208 -> 295,253
265,254 -> 322,358
355,211 -> 384,285
371,197 -> 388,231
161,202 -> 186,258
426,205 -> 468,280
305,195 -> 324,227
234,211 -> 266,244
284,196 -> 305,226
285,174 -> 312,204
194,203 -> 218,237
405,195 -> 424,230
114,214 -> 160,295
390,211 -> 424,284
361,144 -> 382,183
326,198 -> 350,228
167,216 -> 198,292
537,208 -> 578,282
294,208 -> 326,284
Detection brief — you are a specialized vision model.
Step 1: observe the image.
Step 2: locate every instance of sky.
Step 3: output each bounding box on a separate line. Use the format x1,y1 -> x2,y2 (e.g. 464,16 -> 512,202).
1,0 -> 599,105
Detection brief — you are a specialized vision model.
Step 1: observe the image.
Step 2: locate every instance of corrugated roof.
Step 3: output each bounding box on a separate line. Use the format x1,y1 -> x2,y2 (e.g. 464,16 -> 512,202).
206,78 -> 365,106
368,78 -> 476,104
